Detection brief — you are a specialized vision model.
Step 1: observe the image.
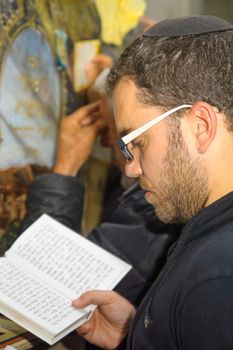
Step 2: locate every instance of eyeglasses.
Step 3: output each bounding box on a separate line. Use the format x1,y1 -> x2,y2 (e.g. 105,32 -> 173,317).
116,104 -> 192,161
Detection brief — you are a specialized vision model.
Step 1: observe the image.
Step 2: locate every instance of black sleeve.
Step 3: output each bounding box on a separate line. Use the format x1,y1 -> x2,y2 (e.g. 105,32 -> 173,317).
178,277 -> 233,350
20,173 -> 85,233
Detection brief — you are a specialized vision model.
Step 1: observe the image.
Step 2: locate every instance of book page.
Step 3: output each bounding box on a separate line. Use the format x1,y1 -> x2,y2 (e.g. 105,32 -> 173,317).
6,214 -> 132,300
0,258 -> 90,337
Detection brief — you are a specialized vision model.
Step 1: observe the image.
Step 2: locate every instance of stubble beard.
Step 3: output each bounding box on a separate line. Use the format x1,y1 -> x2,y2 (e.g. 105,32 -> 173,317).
144,122 -> 209,224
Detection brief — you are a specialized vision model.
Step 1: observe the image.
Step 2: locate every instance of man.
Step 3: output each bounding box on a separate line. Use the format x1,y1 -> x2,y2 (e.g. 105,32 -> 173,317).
21,78 -> 178,308
72,15 -> 233,349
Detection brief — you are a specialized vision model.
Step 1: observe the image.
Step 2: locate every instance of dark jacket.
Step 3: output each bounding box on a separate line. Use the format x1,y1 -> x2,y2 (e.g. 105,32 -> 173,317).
21,173 -> 180,306
128,191 -> 233,349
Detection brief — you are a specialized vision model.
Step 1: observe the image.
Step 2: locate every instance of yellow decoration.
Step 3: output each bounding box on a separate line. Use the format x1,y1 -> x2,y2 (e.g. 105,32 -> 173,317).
95,0 -> 146,45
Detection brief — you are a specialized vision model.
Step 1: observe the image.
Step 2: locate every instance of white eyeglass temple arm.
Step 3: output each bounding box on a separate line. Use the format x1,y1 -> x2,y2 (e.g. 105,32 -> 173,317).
122,104 -> 192,145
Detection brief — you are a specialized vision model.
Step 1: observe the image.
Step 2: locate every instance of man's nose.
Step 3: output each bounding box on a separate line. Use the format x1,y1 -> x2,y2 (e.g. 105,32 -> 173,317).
124,158 -> 143,178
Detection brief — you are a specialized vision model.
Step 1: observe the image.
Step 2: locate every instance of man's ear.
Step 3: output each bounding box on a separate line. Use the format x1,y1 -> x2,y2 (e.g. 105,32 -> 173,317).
189,101 -> 217,153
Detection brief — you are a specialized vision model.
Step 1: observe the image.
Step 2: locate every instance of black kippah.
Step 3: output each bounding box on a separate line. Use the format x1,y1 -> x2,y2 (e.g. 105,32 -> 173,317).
143,15 -> 233,38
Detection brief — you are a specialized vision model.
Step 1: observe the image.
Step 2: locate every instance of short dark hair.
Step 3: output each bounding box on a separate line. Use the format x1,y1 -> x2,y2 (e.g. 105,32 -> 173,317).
106,30 -> 233,131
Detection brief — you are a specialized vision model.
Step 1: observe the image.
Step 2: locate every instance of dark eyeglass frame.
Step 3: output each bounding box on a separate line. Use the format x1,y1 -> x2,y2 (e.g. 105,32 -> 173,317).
116,104 -> 192,161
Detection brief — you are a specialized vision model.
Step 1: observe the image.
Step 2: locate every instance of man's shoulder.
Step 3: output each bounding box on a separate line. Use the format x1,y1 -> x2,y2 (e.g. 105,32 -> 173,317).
181,222 -> 233,292
190,221 -> 233,263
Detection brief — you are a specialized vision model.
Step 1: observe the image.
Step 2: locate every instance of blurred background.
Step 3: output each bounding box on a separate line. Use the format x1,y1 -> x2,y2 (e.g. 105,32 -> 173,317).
145,0 -> 233,23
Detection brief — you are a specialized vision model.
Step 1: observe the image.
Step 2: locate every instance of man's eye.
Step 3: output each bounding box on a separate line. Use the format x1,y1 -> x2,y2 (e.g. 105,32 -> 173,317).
132,140 -> 143,149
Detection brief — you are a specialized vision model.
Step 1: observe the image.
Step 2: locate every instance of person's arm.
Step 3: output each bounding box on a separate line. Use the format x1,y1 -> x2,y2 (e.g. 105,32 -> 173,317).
20,101 -> 106,233
21,54 -> 112,232
20,172 -> 85,233
53,101 -> 105,176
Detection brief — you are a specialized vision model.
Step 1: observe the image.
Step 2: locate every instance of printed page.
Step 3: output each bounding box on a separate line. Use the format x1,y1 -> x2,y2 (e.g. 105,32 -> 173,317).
6,214 -> 132,300
0,257 -> 90,338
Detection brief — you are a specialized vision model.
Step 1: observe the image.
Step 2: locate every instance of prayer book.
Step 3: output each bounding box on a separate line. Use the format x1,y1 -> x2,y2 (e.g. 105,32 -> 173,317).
0,214 -> 132,345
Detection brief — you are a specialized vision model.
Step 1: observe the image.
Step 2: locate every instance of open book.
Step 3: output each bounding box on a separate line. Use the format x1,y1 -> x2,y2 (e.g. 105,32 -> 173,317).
0,214 -> 132,345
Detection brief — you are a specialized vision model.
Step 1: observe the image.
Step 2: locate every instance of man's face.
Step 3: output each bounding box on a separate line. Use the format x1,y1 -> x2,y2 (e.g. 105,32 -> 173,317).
113,78 -> 208,224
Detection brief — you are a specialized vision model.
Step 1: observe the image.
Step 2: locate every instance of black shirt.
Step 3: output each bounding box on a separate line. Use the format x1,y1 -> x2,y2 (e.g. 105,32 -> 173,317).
128,191 -> 233,349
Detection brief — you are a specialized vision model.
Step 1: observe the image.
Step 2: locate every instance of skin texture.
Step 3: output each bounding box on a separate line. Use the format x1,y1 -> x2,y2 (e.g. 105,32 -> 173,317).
53,101 -> 106,176
72,290 -> 135,349
85,54 -> 113,86
113,79 -> 208,223
139,126 -> 208,224
53,54 -> 115,177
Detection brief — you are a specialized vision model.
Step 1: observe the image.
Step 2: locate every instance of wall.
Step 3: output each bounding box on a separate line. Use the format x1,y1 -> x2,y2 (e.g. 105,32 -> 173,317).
145,0 -> 202,21
203,0 -> 233,23
145,0 -> 233,22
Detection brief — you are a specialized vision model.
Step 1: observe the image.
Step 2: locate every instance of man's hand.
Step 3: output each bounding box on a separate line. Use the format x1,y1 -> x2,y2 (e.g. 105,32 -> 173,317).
85,54 -> 113,87
72,290 -> 136,349
53,101 -> 106,176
